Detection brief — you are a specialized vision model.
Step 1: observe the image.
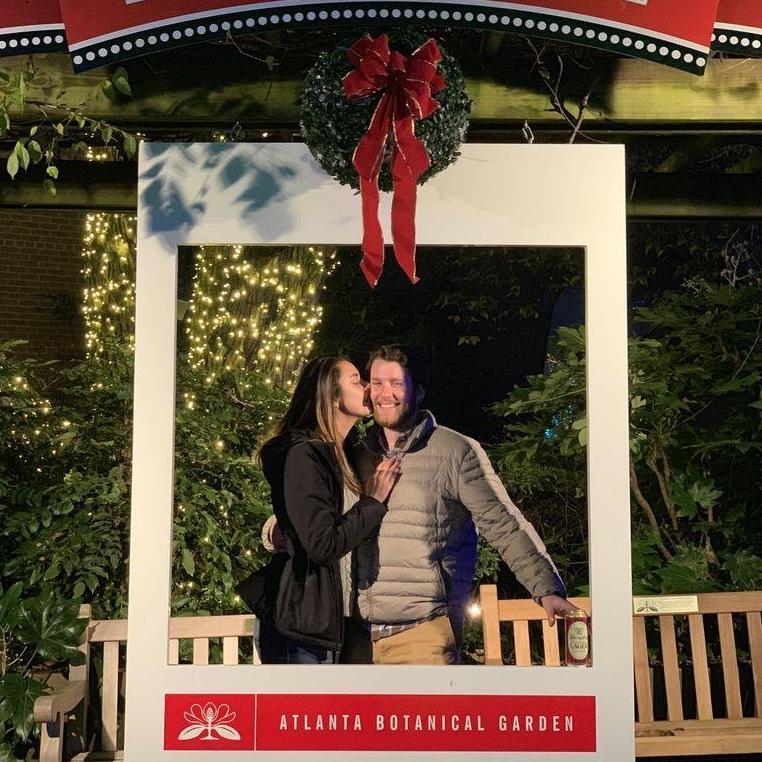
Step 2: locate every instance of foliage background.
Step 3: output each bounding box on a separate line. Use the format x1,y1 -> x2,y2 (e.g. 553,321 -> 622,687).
1,219 -> 760,642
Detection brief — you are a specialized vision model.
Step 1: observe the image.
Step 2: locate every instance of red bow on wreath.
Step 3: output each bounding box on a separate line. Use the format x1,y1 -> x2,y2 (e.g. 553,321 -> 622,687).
342,34 -> 445,287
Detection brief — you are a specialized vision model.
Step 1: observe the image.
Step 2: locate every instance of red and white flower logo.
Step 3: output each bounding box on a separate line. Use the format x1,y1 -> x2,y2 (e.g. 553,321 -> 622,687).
178,702 -> 241,741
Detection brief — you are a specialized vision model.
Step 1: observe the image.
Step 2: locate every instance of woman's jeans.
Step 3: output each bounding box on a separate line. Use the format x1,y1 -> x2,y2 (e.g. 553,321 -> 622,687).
258,620 -> 335,664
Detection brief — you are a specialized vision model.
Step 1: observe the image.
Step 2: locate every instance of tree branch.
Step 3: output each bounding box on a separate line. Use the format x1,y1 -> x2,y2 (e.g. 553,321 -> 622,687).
524,38 -> 602,143
630,456 -> 673,561
646,452 -> 678,532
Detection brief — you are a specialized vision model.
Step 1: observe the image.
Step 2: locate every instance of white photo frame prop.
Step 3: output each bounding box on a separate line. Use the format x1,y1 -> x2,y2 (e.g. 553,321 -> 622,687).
126,143 -> 633,761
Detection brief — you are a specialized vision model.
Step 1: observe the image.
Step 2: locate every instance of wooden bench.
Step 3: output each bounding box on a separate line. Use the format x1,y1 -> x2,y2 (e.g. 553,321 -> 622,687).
35,590 -> 762,760
479,585 -> 762,757
33,607 -> 261,762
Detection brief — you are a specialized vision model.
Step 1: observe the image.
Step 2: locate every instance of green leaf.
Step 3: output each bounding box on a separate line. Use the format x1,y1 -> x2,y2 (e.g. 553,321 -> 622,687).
43,563 -> 59,581
27,140 -> 42,164
100,80 -> 116,100
29,126 -> 38,136
0,582 -> 23,629
0,674 -> 48,740
688,479 -> 723,510
46,165 -> 59,179
6,150 -> 18,179
17,143 -> 30,170
111,67 -> 132,97
657,546 -> 720,594
723,550 -> 762,590
72,581 -> 86,599
122,132 -> 137,159
15,589 -> 87,662
43,179 -> 57,197
182,549 -> 195,577
54,122 -> 64,136
100,125 -> 113,145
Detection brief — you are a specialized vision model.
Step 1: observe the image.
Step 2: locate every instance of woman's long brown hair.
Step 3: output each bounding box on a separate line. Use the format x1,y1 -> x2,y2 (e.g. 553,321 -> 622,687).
259,355 -> 361,494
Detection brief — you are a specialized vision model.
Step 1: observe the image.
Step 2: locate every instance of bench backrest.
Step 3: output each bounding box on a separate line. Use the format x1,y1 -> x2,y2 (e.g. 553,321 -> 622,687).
85,613 -> 261,752
479,585 -> 762,724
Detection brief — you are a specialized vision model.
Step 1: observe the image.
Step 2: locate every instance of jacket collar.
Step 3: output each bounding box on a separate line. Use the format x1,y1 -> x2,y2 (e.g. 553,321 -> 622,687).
370,410 -> 437,455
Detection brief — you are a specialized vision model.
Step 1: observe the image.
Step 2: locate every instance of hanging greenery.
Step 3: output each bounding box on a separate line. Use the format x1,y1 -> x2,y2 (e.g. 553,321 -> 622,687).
300,32 -> 471,192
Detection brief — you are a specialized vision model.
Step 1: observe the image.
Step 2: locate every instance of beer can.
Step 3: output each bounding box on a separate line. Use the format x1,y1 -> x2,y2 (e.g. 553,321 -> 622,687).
563,609 -> 591,667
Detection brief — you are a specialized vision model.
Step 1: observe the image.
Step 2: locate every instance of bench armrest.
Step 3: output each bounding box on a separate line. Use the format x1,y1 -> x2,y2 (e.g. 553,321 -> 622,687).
34,680 -> 87,723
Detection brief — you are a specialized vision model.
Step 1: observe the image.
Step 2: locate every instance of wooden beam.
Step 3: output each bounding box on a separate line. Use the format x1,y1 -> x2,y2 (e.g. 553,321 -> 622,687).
0,161 -> 136,210
2,162 -> 760,218
627,173 -> 762,218
4,54 -> 762,126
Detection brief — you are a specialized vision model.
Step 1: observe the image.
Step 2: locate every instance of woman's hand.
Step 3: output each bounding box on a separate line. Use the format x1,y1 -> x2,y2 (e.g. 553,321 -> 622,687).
366,456 -> 402,503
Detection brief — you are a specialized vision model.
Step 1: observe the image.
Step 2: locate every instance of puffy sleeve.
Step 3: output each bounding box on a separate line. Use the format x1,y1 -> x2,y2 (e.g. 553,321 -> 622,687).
457,439 -> 566,600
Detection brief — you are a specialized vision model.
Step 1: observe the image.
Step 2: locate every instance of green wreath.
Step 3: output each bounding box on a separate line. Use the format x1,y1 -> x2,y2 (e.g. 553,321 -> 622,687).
300,33 -> 472,193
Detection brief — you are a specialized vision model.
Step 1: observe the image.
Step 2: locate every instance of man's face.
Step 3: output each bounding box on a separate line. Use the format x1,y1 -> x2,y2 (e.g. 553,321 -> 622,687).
369,359 -> 420,429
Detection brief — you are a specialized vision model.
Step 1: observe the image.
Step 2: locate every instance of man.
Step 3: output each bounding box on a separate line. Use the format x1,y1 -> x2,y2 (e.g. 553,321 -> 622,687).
351,344 -> 575,665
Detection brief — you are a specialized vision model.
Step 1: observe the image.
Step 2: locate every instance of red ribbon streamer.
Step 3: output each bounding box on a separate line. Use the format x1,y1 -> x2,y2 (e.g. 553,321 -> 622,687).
342,34 -> 445,287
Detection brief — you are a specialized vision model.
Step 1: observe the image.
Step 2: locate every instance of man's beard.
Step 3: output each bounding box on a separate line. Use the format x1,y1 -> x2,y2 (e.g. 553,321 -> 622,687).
373,400 -> 416,430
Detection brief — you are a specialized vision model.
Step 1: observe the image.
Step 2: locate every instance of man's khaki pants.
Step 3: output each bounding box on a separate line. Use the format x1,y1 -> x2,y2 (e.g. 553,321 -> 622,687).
372,616 -> 458,665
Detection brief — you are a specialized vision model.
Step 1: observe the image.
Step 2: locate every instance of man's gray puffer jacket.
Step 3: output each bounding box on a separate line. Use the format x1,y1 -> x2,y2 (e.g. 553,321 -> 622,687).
351,412 -> 566,630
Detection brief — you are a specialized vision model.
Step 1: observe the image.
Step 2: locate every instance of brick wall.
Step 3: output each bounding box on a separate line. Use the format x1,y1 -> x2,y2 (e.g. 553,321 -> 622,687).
0,210 -> 87,361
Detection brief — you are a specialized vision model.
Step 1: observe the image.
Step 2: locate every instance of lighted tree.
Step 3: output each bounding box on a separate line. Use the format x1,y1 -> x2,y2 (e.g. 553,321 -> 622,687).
81,212 -> 137,357
184,244 -> 338,391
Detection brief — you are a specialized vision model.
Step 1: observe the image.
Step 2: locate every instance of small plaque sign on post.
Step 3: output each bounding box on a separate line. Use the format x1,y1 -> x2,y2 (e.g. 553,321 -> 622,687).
633,595 -> 700,615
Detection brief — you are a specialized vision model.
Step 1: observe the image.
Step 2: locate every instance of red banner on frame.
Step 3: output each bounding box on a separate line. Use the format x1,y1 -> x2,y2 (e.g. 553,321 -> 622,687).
714,0 -> 762,55
6,1 -> 762,75
0,1 -> 66,55
164,693 -> 597,752
49,0 -> 720,74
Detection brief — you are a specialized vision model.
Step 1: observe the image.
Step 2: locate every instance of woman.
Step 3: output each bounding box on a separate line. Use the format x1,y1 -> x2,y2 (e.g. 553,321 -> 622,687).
256,355 -> 400,664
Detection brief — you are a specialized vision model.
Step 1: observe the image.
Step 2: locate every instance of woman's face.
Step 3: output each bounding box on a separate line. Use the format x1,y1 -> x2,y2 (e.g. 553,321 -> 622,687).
335,360 -> 371,418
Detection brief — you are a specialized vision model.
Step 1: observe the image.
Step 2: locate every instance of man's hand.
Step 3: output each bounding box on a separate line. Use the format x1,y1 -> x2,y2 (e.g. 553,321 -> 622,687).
539,594 -> 579,627
261,514 -> 288,553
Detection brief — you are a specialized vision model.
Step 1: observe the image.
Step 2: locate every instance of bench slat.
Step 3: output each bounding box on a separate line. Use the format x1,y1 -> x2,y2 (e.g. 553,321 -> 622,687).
747,611 -> 762,718
171,615 -> 254,639
658,614 -> 683,722
636,718 -> 762,731
481,585 -> 502,665
689,614 -> 713,720
694,592 -> 762,615
496,596 -> 590,621
168,639 -> 179,665
513,620 -> 531,666
89,620 -> 128,643
193,638 -> 209,665
636,728 -> 762,758
717,613 -> 742,720
633,616 -> 653,722
223,637 -> 239,665
89,615 -> 258,643
101,642 -> 120,753
542,619 -> 561,667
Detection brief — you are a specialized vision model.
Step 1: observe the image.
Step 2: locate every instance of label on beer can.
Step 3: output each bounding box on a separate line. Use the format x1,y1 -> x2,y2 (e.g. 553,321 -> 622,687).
567,621 -> 589,661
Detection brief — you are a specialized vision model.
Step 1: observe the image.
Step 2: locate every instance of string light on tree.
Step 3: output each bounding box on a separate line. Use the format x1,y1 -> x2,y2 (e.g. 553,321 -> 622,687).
81,213 -> 137,357
184,244 -> 338,393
